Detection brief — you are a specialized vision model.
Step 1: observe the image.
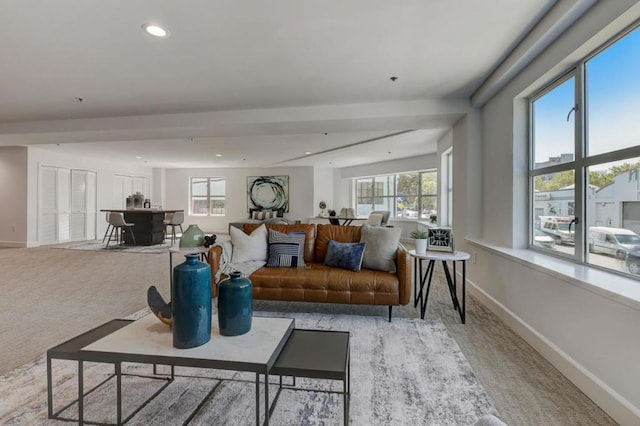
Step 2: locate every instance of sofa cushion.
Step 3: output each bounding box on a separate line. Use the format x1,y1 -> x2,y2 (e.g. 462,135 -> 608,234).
324,240 -> 367,272
248,263 -> 400,305
230,224 -> 267,263
315,224 -> 362,263
360,224 -> 401,273
244,223 -> 316,263
266,229 -> 306,268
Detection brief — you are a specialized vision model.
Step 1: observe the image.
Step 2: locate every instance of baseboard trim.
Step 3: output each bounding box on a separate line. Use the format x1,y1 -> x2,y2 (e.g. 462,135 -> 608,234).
0,241 -> 27,248
467,279 -> 640,426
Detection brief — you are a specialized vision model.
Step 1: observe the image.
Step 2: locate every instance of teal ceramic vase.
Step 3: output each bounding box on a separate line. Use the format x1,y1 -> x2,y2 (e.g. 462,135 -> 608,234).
172,254 -> 212,348
218,272 -> 253,336
179,224 -> 205,248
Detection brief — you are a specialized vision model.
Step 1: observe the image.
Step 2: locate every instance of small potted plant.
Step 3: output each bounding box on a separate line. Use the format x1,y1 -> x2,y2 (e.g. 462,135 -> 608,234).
410,230 -> 429,254
429,213 -> 438,224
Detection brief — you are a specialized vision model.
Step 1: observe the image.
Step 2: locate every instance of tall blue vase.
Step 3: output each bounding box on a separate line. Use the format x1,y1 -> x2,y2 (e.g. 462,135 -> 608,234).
218,272 -> 253,336
172,254 -> 212,348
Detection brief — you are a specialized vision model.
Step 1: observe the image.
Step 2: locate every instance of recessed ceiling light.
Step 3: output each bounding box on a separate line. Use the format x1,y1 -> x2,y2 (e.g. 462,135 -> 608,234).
142,24 -> 169,38
135,156 -> 143,159
215,154 -> 223,157
305,151 -> 312,155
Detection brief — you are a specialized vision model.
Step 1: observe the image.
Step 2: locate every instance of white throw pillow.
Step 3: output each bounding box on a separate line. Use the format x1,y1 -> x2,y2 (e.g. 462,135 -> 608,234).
360,224 -> 401,273
230,224 -> 268,263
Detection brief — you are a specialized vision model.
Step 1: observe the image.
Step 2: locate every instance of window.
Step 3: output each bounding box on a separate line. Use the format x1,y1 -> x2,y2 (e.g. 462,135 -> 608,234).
355,170 -> 437,219
441,148 -> 453,226
190,177 -> 226,216
530,24 -> 640,278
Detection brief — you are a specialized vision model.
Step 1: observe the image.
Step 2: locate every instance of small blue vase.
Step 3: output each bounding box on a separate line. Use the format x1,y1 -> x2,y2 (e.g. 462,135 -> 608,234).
172,254 -> 212,348
218,272 -> 253,336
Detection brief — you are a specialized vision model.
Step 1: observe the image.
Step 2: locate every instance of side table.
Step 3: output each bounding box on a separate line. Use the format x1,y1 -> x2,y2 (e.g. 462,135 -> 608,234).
409,250 -> 470,323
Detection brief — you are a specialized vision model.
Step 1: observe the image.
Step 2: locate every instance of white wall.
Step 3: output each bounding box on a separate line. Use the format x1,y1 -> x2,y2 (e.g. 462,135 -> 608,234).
164,167 -> 314,234
313,167 -> 335,215
0,147 -> 28,247
26,147 -> 153,245
460,2 -> 640,424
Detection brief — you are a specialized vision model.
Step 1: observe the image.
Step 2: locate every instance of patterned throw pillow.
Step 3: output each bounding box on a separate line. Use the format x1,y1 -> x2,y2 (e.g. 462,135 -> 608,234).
324,240 -> 367,272
252,210 -> 276,220
266,229 -> 306,267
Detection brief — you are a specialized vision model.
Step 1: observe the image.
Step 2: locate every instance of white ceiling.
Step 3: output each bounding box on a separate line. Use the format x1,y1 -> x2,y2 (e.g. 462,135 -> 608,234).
0,0 -> 556,168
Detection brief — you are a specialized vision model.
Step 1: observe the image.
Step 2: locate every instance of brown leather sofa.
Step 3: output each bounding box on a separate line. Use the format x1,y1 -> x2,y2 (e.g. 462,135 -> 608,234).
208,223 -> 412,321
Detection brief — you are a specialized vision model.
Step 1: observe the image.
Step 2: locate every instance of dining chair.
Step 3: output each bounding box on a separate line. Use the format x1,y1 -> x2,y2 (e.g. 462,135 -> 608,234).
106,212 -> 136,247
164,211 -> 184,245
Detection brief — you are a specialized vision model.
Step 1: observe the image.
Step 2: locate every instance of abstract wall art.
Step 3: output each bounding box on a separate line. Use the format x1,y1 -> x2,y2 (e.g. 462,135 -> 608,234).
247,175 -> 289,212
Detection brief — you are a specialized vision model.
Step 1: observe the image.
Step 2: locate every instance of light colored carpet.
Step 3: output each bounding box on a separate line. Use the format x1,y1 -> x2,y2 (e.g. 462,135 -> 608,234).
0,311 -> 497,425
49,239 -> 175,254
0,245 -> 617,425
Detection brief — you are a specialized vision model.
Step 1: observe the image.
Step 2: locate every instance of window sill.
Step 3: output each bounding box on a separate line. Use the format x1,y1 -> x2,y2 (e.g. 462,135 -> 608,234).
466,238 -> 640,311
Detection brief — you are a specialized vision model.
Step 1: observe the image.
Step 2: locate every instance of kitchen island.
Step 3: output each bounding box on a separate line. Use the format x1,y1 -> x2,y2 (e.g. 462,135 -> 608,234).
101,209 -> 183,246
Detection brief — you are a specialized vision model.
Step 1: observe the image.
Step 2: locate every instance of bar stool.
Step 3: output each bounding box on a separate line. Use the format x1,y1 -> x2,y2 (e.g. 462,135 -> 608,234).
106,212 -> 136,248
164,211 -> 184,245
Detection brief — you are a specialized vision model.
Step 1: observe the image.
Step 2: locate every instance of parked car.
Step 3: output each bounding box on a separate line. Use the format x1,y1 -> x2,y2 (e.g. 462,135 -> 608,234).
625,246 -> 640,275
588,227 -> 640,259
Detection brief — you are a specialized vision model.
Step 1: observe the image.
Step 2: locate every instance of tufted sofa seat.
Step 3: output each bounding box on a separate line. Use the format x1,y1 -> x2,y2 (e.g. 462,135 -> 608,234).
207,223 -> 411,320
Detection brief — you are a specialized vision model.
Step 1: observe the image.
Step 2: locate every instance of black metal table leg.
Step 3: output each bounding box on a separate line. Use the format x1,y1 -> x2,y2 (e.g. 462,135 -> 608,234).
420,260 -> 436,319
47,356 -> 53,419
116,362 -> 122,426
265,369 -> 269,426
256,373 -> 260,426
462,260 -> 467,324
78,360 -> 83,425
441,260 -> 460,311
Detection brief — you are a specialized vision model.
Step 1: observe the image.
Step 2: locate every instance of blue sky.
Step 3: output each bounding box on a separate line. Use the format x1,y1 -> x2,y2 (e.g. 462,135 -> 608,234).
533,25 -> 640,167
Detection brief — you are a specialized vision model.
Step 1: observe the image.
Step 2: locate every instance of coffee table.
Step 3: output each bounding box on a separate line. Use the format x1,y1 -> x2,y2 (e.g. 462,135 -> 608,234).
270,329 -> 350,424
49,314 -> 294,425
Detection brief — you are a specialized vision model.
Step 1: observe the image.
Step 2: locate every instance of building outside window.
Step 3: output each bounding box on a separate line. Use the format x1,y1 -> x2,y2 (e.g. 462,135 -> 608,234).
355,170 -> 437,219
530,23 -> 640,278
190,177 -> 226,216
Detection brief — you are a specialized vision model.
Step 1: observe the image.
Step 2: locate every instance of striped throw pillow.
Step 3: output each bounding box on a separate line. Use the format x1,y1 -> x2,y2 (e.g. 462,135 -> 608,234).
266,229 -> 306,268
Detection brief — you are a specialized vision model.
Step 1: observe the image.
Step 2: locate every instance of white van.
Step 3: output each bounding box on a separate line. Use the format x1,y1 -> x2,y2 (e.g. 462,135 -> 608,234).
588,227 -> 640,258
539,216 -> 575,245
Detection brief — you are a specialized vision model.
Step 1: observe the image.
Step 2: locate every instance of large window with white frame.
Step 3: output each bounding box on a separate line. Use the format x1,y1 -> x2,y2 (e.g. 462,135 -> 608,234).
530,23 -> 640,278
355,170 -> 437,219
190,177 -> 226,216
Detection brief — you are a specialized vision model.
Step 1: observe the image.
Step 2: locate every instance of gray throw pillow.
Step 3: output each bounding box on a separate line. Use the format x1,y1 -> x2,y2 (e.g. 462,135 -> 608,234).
360,224 -> 401,273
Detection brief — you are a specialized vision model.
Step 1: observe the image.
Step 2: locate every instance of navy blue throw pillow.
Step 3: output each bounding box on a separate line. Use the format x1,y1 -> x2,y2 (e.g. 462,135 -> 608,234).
267,229 -> 306,267
324,240 -> 367,272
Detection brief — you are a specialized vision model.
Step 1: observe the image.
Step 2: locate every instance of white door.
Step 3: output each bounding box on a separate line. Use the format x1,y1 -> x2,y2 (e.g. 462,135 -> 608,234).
70,170 -> 87,241
57,168 -> 71,242
86,171 -> 97,240
38,166 -> 58,244
38,166 -> 71,244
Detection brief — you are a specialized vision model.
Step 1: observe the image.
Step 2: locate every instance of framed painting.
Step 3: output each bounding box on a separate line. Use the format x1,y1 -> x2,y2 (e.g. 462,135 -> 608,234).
428,228 -> 454,252
247,175 -> 289,213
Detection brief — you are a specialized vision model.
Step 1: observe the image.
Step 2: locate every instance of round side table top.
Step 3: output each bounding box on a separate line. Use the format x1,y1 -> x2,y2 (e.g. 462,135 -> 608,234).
408,249 -> 471,261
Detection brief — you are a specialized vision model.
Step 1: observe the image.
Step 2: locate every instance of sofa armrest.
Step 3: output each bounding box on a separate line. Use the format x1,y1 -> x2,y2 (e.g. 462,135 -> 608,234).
207,245 -> 223,297
396,243 -> 412,305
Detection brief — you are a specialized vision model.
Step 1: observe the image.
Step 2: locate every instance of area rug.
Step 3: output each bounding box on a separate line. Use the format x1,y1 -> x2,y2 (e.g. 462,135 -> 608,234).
49,239 -> 173,254
0,311 -> 497,425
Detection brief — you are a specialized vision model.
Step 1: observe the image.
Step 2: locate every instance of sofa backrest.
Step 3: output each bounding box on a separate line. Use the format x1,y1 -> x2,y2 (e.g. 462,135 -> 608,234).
243,223 -> 316,264
315,224 -> 362,263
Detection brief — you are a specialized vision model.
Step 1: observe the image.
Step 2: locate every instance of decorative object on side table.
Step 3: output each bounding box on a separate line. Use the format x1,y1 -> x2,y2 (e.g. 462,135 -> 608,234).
328,209 -> 339,225
147,285 -> 172,326
172,253 -> 212,348
428,228 -> 454,252
318,200 -> 327,217
410,230 -> 429,254
179,224 -> 205,248
203,234 -> 217,248
218,271 -> 253,336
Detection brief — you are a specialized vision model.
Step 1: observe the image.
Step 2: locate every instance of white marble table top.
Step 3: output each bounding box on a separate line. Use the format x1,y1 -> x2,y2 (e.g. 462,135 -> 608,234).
409,249 -> 471,261
82,314 -> 294,366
